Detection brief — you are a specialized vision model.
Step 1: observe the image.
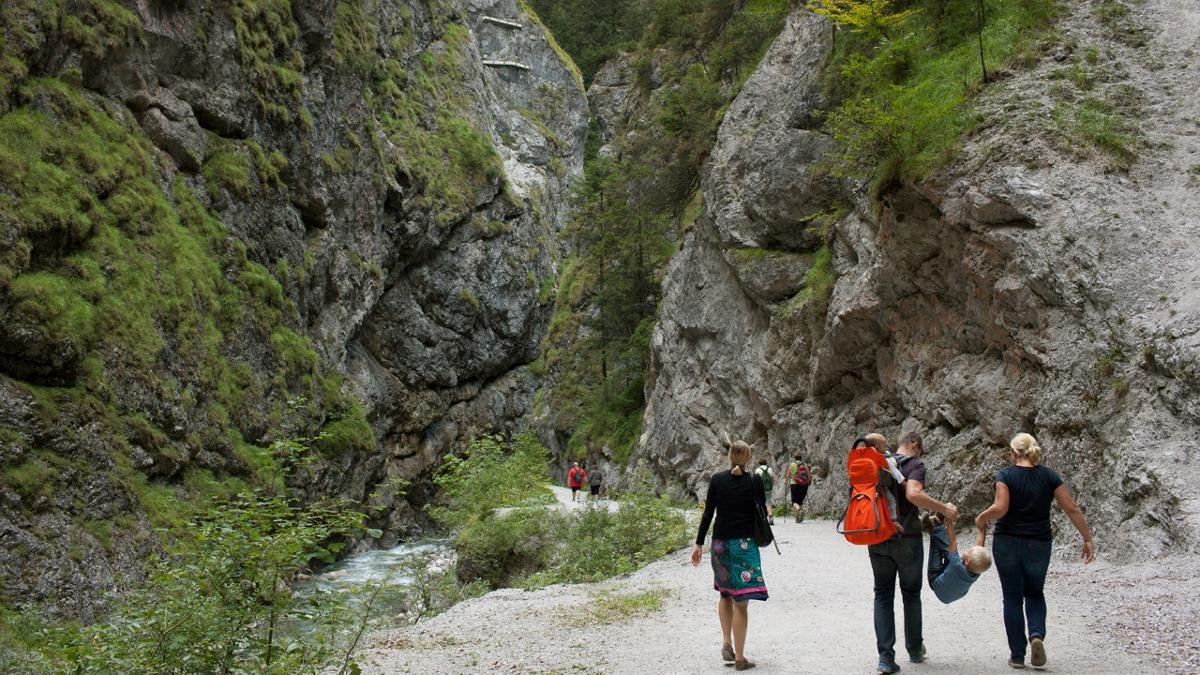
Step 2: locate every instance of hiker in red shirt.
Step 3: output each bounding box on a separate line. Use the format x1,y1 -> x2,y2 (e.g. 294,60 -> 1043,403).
567,461 -> 587,502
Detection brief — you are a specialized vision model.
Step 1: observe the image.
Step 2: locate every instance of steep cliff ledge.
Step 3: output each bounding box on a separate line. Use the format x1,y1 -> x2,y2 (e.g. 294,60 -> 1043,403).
0,0 -> 585,617
637,3 -> 1200,559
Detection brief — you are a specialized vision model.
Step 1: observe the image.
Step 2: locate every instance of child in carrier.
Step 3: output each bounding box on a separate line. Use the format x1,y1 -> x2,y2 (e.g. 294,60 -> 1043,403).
853,436 -> 908,534
923,512 -> 992,604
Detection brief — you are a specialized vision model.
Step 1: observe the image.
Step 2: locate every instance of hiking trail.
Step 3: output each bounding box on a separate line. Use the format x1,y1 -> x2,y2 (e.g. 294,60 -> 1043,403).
354,517 -> 1193,673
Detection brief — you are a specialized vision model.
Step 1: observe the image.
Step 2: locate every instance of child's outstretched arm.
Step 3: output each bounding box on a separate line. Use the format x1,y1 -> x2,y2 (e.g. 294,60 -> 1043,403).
943,507 -> 958,554
975,522 -> 987,548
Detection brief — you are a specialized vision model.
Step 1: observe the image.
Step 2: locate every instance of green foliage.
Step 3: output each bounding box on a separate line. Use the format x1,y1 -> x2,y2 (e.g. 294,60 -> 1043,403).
0,0 -> 142,105
428,432 -> 554,527
451,480 -> 688,590
1053,97 -> 1139,173
364,14 -> 505,225
526,490 -> 689,586
333,0 -> 379,73
0,427 -> 388,667
809,0 -> 916,40
0,78 -> 362,571
202,141 -> 254,197
821,0 -> 1058,184
453,508 -> 563,588
3,456 -> 59,501
1,490 -> 367,672
517,0 -> 585,92
539,1 -> 789,464
314,402 -> 376,457
226,0 -> 307,124
524,0 -> 645,84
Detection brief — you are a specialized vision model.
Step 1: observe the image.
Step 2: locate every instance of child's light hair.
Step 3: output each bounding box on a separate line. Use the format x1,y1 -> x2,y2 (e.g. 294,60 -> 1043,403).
964,546 -> 992,574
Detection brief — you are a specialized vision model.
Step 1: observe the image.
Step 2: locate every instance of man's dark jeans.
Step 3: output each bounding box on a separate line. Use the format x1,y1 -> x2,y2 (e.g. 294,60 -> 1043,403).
993,534 -> 1053,661
869,536 -> 924,663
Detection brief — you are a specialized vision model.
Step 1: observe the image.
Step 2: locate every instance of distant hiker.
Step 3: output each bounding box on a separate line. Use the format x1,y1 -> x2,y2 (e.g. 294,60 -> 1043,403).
588,465 -> 603,498
975,433 -> 1095,670
922,510 -> 991,604
867,431 -> 958,674
567,461 -> 586,502
754,459 -> 775,525
691,438 -> 768,671
785,454 -> 812,523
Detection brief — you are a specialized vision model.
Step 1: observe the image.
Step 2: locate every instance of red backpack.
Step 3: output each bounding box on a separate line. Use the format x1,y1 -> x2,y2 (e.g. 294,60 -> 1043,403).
793,464 -> 811,486
836,447 -> 897,545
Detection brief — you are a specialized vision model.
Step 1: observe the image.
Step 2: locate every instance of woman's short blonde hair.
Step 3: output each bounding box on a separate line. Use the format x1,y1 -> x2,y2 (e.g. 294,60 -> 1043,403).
1010,433 -> 1044,465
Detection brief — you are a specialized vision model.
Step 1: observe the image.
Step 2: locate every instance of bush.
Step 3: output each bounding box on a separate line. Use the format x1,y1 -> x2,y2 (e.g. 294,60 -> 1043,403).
1,491 -> 368,673
527,491 -> 690,586
427,432 -> 555,527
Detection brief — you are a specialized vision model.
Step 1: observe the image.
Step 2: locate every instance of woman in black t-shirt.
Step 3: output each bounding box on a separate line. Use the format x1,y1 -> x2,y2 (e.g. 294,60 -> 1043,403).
975,433 -> 1095,670
691,439 -> 768,671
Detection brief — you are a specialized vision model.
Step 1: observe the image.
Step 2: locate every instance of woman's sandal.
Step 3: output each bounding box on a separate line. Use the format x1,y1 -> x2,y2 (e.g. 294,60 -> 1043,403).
735,658 -> 756,671
722,644 -> 735,662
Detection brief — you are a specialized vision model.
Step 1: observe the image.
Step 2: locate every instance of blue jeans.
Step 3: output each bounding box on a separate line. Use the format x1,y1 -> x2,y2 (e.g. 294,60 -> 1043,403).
869,536 -> 924,663
993,534 -> 1052,660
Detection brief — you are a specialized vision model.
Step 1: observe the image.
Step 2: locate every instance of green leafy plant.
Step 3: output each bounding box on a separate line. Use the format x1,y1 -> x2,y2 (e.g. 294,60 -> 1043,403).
427,432 -> 555,527
0,435 -> 383,673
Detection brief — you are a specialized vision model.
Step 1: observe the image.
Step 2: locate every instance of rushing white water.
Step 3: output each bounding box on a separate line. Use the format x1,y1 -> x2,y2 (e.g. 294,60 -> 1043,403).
293,539 -> 451,598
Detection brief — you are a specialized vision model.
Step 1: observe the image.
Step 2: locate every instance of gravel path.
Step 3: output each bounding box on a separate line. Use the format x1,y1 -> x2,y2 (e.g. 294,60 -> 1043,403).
355,518 -> 1183,674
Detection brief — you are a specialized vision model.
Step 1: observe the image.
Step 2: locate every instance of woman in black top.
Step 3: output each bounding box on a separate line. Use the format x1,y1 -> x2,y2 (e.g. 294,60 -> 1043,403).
976,433 -> 1094,670
690,439 -> 768,671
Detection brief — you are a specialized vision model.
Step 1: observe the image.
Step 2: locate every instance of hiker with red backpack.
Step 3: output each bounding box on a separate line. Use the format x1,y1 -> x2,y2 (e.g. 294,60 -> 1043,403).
567,461 -> 587,502
784,454 -> 813,523
840,432 -> 958,675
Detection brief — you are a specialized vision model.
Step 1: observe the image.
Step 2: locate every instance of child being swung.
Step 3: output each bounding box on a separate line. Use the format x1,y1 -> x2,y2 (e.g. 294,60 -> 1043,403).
926,512 -> 992,604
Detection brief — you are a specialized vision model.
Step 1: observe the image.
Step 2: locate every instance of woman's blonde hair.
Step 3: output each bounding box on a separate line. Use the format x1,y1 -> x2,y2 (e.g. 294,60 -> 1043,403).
727,436 -> 753,476
1010,433 -> 1044,465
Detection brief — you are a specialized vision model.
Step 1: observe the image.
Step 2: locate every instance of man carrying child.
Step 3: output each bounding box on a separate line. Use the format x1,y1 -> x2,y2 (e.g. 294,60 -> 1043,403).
867,432 -> 959,675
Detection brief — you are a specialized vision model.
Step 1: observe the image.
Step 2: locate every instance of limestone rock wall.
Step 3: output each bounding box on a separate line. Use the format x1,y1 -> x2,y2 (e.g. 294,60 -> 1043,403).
637,6 -> 1200,559
0,0 -> 586,616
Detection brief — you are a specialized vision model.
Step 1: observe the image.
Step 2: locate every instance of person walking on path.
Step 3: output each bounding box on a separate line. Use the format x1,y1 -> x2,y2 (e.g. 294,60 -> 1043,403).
784,454 -> 812,523
754,459 -> 776,525
975,432 -> 1095,670
567,461 -> 586,502
588,465 -> 603,499
867,431 -> 959,674
691,439 -> 768,671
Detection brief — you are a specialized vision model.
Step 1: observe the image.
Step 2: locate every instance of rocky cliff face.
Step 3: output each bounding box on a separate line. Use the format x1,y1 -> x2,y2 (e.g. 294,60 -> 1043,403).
637,4 -> 1200,559
0,0 -> 585,617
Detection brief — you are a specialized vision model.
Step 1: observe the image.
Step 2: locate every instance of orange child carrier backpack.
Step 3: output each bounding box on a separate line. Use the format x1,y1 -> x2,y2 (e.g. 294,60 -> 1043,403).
836,445 -> 898,545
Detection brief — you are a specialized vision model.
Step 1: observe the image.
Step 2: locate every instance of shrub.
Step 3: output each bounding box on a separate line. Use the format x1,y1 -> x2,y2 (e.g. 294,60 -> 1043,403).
428,432 -> 554,527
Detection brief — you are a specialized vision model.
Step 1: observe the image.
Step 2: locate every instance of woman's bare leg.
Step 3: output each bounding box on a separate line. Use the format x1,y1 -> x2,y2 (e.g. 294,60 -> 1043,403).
733,600 -> 749,660
718,596 -> 734,649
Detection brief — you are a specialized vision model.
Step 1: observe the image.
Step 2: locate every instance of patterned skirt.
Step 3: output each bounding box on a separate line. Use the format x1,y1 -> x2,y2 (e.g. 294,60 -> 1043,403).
711,537 -> 769,601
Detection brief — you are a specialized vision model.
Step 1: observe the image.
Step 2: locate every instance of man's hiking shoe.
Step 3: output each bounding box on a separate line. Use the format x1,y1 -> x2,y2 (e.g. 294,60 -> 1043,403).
1029,637 -> 1046,667
908,646 -> 926,663
794,510 -> 802,524
734,659 -> 756,671
722,644 -> 735,662
1008,657 -> 1026,669
877,660 -> 901,674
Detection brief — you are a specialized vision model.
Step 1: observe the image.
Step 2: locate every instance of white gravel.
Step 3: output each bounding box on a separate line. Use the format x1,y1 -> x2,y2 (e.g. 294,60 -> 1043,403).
353,518 -> 1188,674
